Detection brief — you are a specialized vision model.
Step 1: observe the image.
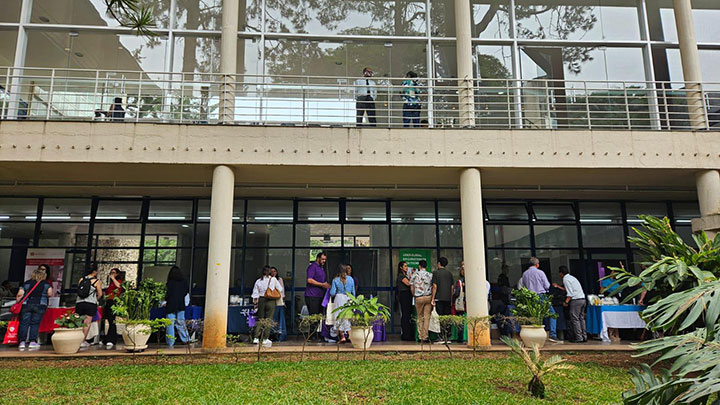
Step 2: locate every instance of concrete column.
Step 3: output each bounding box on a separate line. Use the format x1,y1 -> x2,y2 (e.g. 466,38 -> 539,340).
692,170 -> 720,239
673,0 -> 707,129
460,168 -> 490,346
202,165 -> 235,349
218,0 -> 239,124
454,0 -> 475,127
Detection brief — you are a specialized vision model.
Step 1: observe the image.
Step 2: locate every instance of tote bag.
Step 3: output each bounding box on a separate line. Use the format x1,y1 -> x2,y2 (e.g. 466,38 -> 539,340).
428,309 -> 441,333
325,300 -> 335,326
3,317 -> 19,345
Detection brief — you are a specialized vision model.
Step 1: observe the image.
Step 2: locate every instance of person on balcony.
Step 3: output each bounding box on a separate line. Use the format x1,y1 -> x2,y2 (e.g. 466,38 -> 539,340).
110,97 -> 125,122
354,67 -> 377,127
402,71 -> 422,127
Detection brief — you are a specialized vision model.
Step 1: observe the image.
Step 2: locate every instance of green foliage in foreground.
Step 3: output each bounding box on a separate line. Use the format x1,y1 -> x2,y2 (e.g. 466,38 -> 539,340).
0,358 -> 631,404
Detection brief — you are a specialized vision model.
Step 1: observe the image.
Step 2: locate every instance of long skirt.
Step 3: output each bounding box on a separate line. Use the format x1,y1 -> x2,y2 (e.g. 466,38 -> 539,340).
331,293 -> 351,335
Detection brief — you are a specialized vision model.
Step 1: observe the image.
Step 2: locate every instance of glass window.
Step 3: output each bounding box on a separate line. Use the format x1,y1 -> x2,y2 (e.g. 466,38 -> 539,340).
533,225 -> 578,248
579,202 -> 622,224
391,224 -> 437,246
346,201 -> 387,222
432,0 -> 510,38
197,199 -> 245,222
486,224 -> 531,248
246,224 -> 292,247
148,200 -> 193,221
438,201 -> 461,222
0,30 -> 18,67
535,249 -> 581,284
672,201 -> 699,225
0,223 -> 36,246
32,0 -> 169,27
41,198 -> 91,221
0,198 -> 39,221
144,224 -> 195,248
439,224 -> 462,246
532,203 -> 576,221
266,0 -> 426,36
92,223 -> 142,246
247,200 -> 293,222
486,248 -> 532,288
391,201 -> 435,223
653,1 -> 720,43
298,201 -> 339,221
296,224 -> 342,247
439,248 -> 464,280
243,248 -> 293,291
486,204 -> 528,221
343,224 -> 389,247
626,202 -> 668,224
174,36 -> 261,77
581,225 -> 626,248
96,200 -> 142,221
192,248 -> 208,289
515,0 -> 640,41
1,1 -> 21,23
176,0 -> 260,32
38,223 -> 89,247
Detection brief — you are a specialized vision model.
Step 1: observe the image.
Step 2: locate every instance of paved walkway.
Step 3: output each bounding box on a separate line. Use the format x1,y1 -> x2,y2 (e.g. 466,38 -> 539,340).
0,338 -> 635,359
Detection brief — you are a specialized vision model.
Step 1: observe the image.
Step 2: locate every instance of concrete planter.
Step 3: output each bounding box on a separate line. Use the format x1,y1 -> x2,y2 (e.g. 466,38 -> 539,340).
51,328 -> 85,354
122,323 -> 152,352
350,326 -> 374,350
519,325 -> 547,348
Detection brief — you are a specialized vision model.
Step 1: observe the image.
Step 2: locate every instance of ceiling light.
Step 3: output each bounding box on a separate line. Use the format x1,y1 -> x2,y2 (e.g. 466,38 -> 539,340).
675,219 -> 692,224
308,217 -> 339,221
0,216 -> 9,220
181,224 -> 190,228
579,219 -> 613,224
149,216 -> 186,220
361,217 -> 385,221
69,31 -> 79,37
253,216 -> 292,221
85,216 -> 128,220
38,16 -> 50,23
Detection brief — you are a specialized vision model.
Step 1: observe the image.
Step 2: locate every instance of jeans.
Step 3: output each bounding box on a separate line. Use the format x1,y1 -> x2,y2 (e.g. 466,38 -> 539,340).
19,303 -> 47,343
166,311 -> 190,346
273,305 -> 287,342
402,104 -> 421,127
544,305 -> 558,339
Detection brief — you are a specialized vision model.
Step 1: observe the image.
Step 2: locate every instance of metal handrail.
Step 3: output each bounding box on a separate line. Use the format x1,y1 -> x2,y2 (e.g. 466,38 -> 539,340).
0,66 -> 718,130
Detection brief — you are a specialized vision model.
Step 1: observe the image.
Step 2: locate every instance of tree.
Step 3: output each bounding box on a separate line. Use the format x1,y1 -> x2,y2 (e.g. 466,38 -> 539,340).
105,0 -> 159,37
608,216 -> 720,404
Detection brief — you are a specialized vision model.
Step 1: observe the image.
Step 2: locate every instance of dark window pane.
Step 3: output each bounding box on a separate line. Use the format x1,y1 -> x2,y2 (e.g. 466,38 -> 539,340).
391,224 -> 437,246
532,203 -> 576,221
345,202 -> 387,222
672,202 -> 700,225
0,198 -> 38,221
246,224 -> 292,247
295,224 -> 342,247
579,202 -> 622,224
626,202 -> 668,224
298,201 -> 339,222
42,198 -> 91,221
486,224 -> 530,248
486,204 -> 528,221
533,225 -> 578,248
0,222 -> 37,246
247,200 -> 293,222
486,248 -> 532,288
438,201 -> 461,222
581,225 -> 625,248
197,199 -> 245,222
343,224 -> 389,247
391,201 -> 435,223
38,223 -> 89,247
148,200 -> 193,221
439,224 -> 462,246
96,200 -> 142,220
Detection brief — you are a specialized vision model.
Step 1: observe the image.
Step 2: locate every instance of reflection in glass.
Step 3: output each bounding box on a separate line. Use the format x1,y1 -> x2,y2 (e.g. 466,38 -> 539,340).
486,248 -> 532,288
0,30 -> 18,66
533,225 -> 578,248
0,198 -> 39,221
579,202 -> 622,224
42,198 -> 91,221
0,223 -> 37,246
486,224 -> 531,248
439,224 -> 462,246
346,202 -> 387,222
148,200 -> 193,221
246,224 -> 293,247
247,200 -> 293,222
176,0 -> 261,32
391,201 -> 435,223
391,224 -> 437,246
581,225 -> 625,248
297,201 -> 339,221
295,224 -> 342,247
39,223 -> 90,247
96,200 -> 142,220
32,0 -> 169,28
343,224 -> 389,247
486,204 -> 528,221
532,204 -> 576,221
432,0 -> 510,38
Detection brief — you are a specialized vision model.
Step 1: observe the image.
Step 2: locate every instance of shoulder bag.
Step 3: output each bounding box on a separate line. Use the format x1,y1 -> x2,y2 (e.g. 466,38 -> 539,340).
264,277 -> 282,300
10,281 -> 42,315
454,280 -> 466,312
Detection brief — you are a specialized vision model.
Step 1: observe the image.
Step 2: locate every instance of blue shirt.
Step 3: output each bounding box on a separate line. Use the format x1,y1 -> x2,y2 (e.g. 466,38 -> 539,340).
600,278 -> 618,293
330,276 -> 356,297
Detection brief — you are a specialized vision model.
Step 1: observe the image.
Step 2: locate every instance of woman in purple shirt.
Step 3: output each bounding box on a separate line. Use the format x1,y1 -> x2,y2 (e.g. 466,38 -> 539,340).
305,252 -> 330,316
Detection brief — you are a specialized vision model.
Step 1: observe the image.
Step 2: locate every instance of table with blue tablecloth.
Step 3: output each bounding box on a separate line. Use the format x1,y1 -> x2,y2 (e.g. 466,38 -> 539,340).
586,305 -> 646,342
227,305 -> 255,334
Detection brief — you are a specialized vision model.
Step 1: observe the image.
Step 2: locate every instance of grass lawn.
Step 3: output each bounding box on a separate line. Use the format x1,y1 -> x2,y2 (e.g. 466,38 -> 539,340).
0,354 -> 632,404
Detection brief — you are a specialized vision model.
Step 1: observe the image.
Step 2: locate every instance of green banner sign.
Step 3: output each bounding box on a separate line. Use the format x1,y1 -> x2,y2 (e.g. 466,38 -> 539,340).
399,249 -> 433,272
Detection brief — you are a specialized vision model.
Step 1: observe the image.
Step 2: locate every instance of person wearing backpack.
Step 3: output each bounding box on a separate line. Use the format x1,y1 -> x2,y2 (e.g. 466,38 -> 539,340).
75,265 -> 103,348
16,266 -> 53,350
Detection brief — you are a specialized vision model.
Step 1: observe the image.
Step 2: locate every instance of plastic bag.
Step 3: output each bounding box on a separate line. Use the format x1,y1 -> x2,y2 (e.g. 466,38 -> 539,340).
428,309 -> 440,333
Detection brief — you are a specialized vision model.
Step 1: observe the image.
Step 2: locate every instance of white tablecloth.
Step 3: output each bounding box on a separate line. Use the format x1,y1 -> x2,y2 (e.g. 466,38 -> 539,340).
600,311 -> 646,342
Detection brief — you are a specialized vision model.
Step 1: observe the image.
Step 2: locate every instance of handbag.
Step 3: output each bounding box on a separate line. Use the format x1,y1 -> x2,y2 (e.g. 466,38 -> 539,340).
264,277 -> 282,300
3,318 -> 19,345
10,281 -> 42,315
325,299 -> 335,326
454,280 -> 466,312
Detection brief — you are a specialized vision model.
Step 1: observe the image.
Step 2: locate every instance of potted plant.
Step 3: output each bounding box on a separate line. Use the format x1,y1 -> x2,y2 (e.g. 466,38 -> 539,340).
51,312 -> 86,354
333,294 -> 390,356
511,288 -> 557,348
112,278 -> 166,352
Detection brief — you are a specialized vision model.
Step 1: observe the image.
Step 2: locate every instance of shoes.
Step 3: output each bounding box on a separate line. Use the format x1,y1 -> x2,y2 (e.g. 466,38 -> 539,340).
80,341 -> 90,348
106,342 -> 114,349
28,342 -> 40,350
434,340 -> 450,345
569,339 -> 587,343
18,341 -> 26,351
547,337 -> 563,344
252,338 -> 259,344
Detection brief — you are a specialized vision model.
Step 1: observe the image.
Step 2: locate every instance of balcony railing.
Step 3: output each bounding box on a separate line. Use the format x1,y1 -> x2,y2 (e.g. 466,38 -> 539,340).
1,67 -> 719,131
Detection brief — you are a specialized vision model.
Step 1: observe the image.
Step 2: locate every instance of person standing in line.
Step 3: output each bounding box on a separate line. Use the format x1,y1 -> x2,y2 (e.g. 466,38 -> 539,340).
354,67 -> 377,127
431,257 -> 453,344
270,266 -> 287,342
410,260 -> 433,343
520,257 -> 560,343
102,268 -> 124,349
451,262 -> 466,343
330,264 -> 356,344
305,252 -> 330,319
75,265 -> 103,348
558,266 -> 587,343
252,265 -> 283,345
165,266 -> 191,348
16,267 -> 53,350
396,261 -> 415,341
401,71 -> 421,127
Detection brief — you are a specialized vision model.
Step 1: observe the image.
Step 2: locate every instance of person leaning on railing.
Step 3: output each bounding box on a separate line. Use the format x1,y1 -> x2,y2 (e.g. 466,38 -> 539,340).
401,71 -> 422,128
354,67 -> 378,127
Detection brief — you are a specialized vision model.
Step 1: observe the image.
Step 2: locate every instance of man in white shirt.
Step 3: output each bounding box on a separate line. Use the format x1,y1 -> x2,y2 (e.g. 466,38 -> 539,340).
556,266 -> 587,343
354,67 -> 378,127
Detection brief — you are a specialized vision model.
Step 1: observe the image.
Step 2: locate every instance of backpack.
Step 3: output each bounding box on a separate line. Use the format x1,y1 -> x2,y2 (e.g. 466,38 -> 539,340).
77,277 -> 95,299
454,280 -> 465,312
